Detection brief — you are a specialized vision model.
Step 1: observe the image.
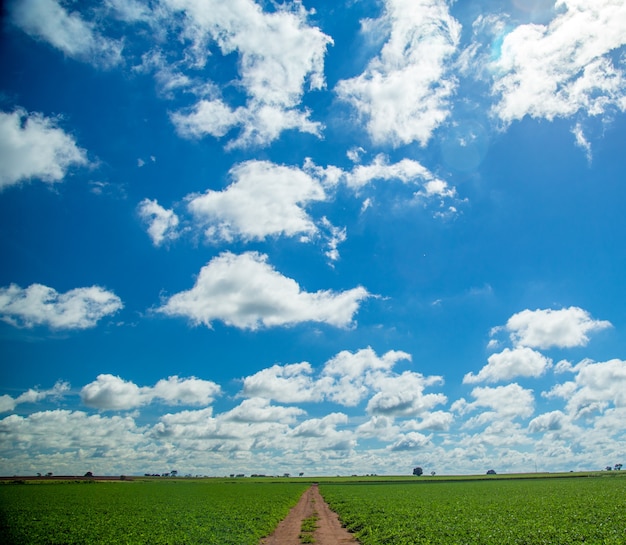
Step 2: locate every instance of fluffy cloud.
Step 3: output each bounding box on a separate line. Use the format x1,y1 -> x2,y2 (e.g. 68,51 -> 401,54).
498,307 -> 611,349
0,381 -> 70,413
366,371 -> 447,417
464,347 -> 552,384
291,413 -> 355,451
0,409 -> 153,475
240,363 -> 323,404
223,397 -> 304,424
0,283 -> 122,329
145,155 -> 456,260
336,0 -> 460,146
239,347 -> 445,416
321,347 -> 412,406
345,154 -> 456,199
548,359 -> 626,418
187,160 -> 327,243
454,383 -> 535,423
528,410 -> 567,433
157,251 -> 370,329
137,199 -> 180,247
164,0 -> 332,147
0,109 -> 89,189
81,374 -> 221,410
8,0 -> 123,66
490,0 -> 626,123
389,431 -> 432,451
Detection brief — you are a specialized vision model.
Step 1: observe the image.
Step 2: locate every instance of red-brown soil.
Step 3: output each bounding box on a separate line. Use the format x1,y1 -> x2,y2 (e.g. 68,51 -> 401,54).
260,484 -> 359,545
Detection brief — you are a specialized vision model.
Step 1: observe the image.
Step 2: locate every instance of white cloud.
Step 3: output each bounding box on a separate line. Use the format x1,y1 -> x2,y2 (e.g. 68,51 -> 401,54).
151,376 -> 221,406
170,99 -> 244,140
403,410 -> 454,432
0,381 -> 70,413
292,413 -> 347,438
389,431 -> 432,451
240,362 -> 323,404
80,374 -> 221,410
345,154 -> 453,194
187,160 -> 327,243
105,0 -> 152,23
223,397 -> 304,424
335,0 -> 461,146
0,109 -> 89,189
563,359 -> 626,417
502,307 -> 611,349
454,383 -> 535,422
490,0 -> 626,124
528,410 -> 567,433
142,155 -> 456,259
291,413 -> 355,451
0,283 -> 122,330
9,0 -> 123,66
356,415 -> 399,440
157,251 -> 370,330
366,371 -> 447,417
321,347 -> 412,406
572,122 -> 592,162
464,347 -> 552,384
163,0 -> 332,147
137,198 -> 180,247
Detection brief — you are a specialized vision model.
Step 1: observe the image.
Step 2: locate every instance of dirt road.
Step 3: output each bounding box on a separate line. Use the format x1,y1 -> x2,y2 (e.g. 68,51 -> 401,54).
260,484 -> 359,545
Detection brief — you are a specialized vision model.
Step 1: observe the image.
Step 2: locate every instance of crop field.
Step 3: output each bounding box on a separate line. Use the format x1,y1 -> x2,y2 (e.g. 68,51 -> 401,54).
0,478 -> 308,544
320,474 -> 626,545
1,474 -> 625,544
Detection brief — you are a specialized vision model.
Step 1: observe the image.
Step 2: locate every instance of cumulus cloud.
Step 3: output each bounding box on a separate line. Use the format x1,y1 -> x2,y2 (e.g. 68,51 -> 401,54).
137,198 -> 180,247
237,346 -> 447,423
499,307 -> 612,349
163,0 -> 332,147
0,283 -> 122,329
558,359 -> 626,418
464,347 -> 552,384
8,0 -> 123,66
157,251 -> 370,329
345,154 -> 455,198
80,374 -> 221,410
0,381 -> 70,413
223,397 -> 304,424
0,409 -> 143,450
528,410 -> 567,433
366,371 -> 447,417
389,431 -> 432,451
187,160 -> 327,243
453,383 -> 535,423
336,0 -> 460,146
321,347 -> 412,406
0,109 -> 89,189
489,0 -> 626,124
139,155 -> 457,260
240,362 -> 323,404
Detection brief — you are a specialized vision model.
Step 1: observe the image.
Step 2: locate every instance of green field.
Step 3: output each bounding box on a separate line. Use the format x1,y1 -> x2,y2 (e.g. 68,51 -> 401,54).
0,478 -> 308,545
320,474 -> 626,545
1,474 -> 625,544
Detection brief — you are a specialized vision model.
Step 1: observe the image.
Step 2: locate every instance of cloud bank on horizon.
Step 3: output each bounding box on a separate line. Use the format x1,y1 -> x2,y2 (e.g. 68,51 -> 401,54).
1,0 -> 625,477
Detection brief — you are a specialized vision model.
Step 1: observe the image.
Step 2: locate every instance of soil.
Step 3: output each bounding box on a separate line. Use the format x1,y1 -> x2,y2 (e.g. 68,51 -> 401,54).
260,484 -> 359,545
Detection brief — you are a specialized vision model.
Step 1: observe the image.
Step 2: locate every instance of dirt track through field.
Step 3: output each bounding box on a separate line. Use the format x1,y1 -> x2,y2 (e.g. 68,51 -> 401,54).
260,484 -> 359,545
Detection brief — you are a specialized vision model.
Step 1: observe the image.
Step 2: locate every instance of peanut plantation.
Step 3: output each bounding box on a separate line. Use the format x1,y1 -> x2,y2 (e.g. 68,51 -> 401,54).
320,474 -> 626,545
0,479 -> 308,545
1,473 -> 625,544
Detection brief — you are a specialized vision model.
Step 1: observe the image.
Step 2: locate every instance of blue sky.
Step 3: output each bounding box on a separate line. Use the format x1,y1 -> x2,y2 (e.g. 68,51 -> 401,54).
1,0 -> 625,477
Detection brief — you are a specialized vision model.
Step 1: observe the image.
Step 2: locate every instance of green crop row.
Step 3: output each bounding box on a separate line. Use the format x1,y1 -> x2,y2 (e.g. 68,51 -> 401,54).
0,479 -> 308,544
319,476 -> 626,545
